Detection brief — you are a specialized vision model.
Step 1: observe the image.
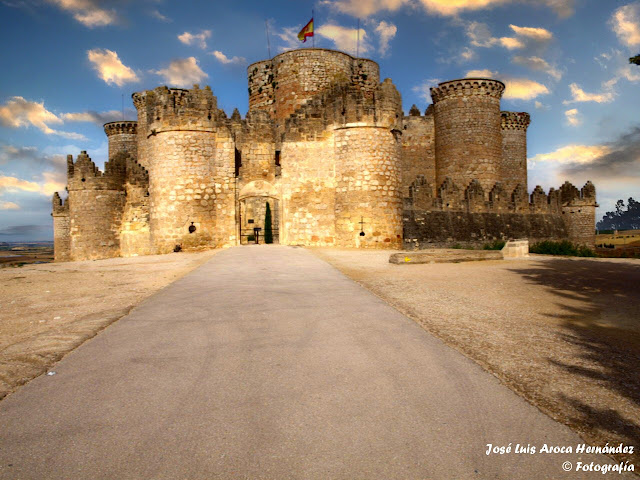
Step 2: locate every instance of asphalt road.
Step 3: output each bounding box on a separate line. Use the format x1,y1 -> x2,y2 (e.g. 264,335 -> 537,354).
0,246 -> 630,479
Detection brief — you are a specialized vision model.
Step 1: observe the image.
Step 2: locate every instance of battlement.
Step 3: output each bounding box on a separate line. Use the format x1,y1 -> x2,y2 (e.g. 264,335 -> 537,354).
248,48 -> 381,124
501,111 -> 531,130
430,78 -> 505,103
52,192 -> 68,215
132,85 -> 222,134
405,175 -> 596,215
104,121 -> 137,136
67,150 -> 126,191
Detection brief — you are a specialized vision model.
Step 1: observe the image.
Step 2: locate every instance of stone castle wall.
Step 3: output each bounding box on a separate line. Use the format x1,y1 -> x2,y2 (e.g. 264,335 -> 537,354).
248,49 -> 380,127
432,79 -> 505,194
401,106 -> 435,198
501,112 -> 530,193
52,192 -> 70,262
335,126 -> 402,248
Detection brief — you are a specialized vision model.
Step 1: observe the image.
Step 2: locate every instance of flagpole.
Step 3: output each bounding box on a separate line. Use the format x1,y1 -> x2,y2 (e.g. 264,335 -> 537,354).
312,9 -> 315,48
265,20 -> 272,58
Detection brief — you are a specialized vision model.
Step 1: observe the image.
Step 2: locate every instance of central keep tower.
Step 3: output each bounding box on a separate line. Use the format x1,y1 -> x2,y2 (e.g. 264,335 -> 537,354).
247,48 -> 380,128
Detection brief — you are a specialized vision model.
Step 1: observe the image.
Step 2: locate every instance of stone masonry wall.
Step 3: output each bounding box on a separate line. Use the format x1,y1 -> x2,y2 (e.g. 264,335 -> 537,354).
432,79 -> 505,194
335,126 -> 403,248
52,192 -> 70,262
104,121 -> 138,160
280,136 -> 336,246
248,49 -> 380,130
501,112 -> 530,194
401,106 -> 435,198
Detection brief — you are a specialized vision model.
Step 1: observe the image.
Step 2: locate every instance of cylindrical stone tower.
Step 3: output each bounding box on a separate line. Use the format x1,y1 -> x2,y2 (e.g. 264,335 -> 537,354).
67,151 -> 126,260
132,85 -> 236,253
500,111 -> 530,194
333,79 -> 403,249
430,78 -> 505,193
104,121 -> 137,160
247,49 -> 380,127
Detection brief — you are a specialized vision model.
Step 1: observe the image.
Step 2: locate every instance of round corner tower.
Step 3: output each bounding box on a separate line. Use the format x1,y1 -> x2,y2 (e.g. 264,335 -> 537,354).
132,85 -> 236,254
104,121 -> 137,161
430,78 -> 505,193
500,111 -> 530,194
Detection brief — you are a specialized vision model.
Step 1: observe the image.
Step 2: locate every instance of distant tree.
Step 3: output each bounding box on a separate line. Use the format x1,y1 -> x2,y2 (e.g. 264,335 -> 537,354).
630,55 -> 640,65
264,201 -> 273,244
597,197 -> 640,230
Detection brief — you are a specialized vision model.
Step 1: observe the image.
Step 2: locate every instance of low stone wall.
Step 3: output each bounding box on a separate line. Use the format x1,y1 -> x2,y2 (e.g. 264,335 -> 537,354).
403,210 -> 567,249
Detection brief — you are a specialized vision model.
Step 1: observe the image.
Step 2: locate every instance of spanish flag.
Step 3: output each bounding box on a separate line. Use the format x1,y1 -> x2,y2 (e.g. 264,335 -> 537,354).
298,18 -> 314,42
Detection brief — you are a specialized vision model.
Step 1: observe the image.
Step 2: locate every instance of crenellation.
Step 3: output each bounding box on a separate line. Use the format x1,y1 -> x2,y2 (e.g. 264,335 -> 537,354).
52,47 -> 597,261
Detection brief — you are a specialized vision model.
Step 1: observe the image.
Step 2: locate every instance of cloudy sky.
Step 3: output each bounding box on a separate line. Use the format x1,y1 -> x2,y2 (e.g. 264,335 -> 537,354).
1,0 -> 639,240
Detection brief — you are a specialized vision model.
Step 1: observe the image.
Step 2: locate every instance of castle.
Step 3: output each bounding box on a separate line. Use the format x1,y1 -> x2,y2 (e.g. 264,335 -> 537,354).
51,48 -> 597,261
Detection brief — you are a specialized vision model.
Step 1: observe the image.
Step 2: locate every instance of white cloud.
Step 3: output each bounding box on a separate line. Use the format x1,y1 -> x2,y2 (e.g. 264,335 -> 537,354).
62,109 -> 135,125
178,30 -> 212,50
0,175 -> 44,194
508,24 -> 553,42
87,49 -> 139,87
375,21 -> 397,56
610,2 -> 640,48
321,0 -> 573,17
459,47 -> 475,61
317,24 -> 371,55
150,9 -> 171,23
210,50 -> 246,65
528,144 -> 611,166
46,0 -> 117,27
563,83 -> 615,104
152,57 -> 208,87
512,55 -> 562,80
412,78 -> 441,103
275,26 -> 302,52
0,201 -> 20,210
564,108 -> 581,126
465,22 -> 552,54
320,0 -> 409,17
0,97 -> 85,140
534,100 -> 549,110
465,70 -> 550,100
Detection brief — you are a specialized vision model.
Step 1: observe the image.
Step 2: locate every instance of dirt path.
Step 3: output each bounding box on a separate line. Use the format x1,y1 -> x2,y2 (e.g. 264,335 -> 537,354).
0,250 -> 218,400
310,248 -> 640,468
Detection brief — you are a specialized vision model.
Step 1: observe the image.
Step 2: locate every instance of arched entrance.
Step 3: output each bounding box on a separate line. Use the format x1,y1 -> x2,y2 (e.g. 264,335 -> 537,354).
238,181 -> 280,245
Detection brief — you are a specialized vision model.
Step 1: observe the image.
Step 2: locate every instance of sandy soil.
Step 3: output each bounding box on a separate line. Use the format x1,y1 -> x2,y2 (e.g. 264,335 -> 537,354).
311,248 -> 640,467
0,250 -> 218,400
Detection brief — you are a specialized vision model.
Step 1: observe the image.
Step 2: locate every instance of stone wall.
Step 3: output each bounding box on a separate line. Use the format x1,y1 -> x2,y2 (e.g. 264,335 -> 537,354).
501,112 -> 530,193
248,49 -> 380,129
280,137 -> 336,246
401,105 -> 435,198
335,126 -> 403,248
104,121 -> 137,160
66,151 -> 126,260
133,85 -> 236,253
560,181 -> 597,246
432,79 -> 505,193
404,210 -> 568,249
52,192 -> 70,262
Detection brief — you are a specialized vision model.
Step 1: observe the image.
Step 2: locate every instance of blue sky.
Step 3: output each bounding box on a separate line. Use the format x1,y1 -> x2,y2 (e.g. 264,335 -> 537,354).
1,0 -> 639,240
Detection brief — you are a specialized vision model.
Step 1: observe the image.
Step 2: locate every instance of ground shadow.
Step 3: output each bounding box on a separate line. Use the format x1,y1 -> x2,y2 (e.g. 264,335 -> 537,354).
509,258 -> 640,464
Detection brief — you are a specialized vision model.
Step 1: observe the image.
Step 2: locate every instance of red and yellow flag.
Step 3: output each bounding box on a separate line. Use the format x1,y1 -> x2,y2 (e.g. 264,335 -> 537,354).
298,18 -> 314,42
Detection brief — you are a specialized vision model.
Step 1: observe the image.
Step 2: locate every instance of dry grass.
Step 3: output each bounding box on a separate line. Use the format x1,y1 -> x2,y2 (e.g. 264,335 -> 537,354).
310,248 -> 640,468
0,250 -> 218,400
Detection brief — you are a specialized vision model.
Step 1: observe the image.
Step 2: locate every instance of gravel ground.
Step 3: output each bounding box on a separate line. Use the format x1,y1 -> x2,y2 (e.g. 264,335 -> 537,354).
310,248 -> 640,468
0,250 -> 218,400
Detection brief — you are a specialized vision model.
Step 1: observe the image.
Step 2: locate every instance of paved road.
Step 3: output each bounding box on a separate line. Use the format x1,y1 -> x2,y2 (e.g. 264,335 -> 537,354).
0,246 -> 629,479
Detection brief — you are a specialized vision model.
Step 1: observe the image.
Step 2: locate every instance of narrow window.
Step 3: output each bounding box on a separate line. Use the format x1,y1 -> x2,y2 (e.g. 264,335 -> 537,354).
235,148 -> 242,177
275,150 -> 281,167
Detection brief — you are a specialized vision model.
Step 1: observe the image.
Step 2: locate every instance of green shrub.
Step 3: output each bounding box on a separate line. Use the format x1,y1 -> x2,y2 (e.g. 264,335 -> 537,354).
483,240 -> 506,250
247,235 -> 255,242
451,243 -> 463,249
264,202 -> 273,244
530,240 -> 596,257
